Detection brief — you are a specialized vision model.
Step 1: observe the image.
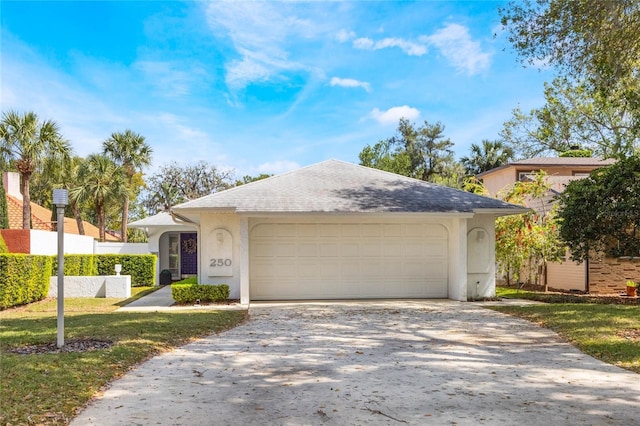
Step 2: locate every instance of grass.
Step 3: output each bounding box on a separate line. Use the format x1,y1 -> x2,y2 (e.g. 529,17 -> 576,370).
0,287 -> 247,425
490,287 -> 640,374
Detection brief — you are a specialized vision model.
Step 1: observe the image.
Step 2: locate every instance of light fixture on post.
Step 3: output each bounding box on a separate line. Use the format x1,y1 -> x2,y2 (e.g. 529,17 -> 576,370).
53,188 -> 68,348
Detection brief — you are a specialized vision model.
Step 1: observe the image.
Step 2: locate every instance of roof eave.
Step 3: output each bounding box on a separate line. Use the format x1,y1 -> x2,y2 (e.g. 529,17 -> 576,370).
473,207 -> 531,217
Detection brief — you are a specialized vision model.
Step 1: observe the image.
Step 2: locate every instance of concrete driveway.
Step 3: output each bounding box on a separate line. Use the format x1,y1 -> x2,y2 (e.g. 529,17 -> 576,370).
72,301 -> 639,425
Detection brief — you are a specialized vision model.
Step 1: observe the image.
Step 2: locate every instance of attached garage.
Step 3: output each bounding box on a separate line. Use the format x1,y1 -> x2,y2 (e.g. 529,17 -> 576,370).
250,222 -> 448,300
168,159 -> 528,303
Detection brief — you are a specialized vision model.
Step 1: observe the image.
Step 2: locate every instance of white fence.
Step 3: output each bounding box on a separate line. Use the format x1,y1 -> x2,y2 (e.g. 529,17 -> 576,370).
49,275 -> 131,298
27,230 -> 150,255
94,242 -> 149,255
30,230 -> 95,255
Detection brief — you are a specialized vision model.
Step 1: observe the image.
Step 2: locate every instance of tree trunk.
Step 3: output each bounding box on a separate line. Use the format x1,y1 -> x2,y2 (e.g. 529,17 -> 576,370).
72,203 -> 85,235
20,172 -> 31,230
98,204 -> 105,242
121,197 -> 129,243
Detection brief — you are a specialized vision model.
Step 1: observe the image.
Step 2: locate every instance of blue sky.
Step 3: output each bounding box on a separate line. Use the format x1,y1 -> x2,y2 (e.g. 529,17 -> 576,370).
1,1 -> 551,178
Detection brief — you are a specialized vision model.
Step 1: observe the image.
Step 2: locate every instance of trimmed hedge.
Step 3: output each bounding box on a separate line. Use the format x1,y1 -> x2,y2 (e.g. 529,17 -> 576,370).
0,254 -> 53,309
0,253 -> 156,309
0,233 -> 7,253
95,254 -> 156,287
51,254 -> 98,276
49,254 -> 155,287
172,281 -> 230,304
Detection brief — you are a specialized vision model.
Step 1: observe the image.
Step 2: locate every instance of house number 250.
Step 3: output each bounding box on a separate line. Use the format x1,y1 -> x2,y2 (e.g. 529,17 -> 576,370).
210,258 -> 232,267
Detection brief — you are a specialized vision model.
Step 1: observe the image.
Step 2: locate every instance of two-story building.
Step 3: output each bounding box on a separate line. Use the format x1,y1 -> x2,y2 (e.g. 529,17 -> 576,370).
477,157 -> 630,294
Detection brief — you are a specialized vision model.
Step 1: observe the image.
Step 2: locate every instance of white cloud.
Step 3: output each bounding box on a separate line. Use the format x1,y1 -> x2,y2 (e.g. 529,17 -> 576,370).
330,77 -> 371,92
336,29 -> 355,43
421,23 -> 491,75
353,37 -> 427,56
353,37 -> 375,50
204,1 -> 320,90
258,160 -> 300,174
370,105 -> 420,125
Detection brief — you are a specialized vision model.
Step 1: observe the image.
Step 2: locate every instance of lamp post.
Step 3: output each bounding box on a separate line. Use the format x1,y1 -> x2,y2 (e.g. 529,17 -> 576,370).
53,189 -> 68,348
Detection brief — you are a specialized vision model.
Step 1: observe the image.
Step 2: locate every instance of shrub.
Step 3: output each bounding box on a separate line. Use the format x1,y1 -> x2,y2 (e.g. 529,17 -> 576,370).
51,254 -> 97,276
171,282 -> 230,304
0,233 -> 8,253
559,148 -> 593,158
0,254 -> 53,309
95,254 -> 156,286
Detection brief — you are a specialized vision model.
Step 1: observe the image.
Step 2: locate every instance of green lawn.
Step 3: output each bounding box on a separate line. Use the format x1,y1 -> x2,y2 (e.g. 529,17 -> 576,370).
0,288 -> 247,425
490,287 -> 640,374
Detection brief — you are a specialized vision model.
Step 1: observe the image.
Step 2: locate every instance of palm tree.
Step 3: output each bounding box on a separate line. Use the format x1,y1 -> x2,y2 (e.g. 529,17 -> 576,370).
70,154 -> 127,242
58,156 -> 87,235
0,111 -> 71,229
103,130 -> 152,242
460,140 -> 515,176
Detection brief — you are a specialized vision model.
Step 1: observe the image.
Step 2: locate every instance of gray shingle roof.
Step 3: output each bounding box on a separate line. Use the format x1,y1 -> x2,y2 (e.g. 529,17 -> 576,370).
172,159 -> 527,214
128,212 -> 176,227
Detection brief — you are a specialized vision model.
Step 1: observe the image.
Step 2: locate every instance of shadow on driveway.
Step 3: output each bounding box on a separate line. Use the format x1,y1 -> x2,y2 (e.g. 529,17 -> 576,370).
72,300 -> 640,425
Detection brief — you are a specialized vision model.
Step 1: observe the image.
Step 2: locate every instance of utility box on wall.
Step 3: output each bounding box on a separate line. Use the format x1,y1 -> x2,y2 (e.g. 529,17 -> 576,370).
207,228 -> 233,277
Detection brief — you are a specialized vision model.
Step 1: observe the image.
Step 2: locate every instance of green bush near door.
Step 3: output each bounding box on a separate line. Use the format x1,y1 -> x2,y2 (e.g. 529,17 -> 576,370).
171,279 -> 230,304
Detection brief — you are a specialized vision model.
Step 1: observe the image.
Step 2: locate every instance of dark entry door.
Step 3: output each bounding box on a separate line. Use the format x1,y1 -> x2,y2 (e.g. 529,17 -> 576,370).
180,233 -> 198,275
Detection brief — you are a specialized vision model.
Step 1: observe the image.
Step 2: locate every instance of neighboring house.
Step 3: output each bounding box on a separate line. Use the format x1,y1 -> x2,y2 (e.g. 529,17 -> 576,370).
131,160 -> 527,303
2,172 -> 119,252
477,157 -> 629,294
477,157 -> 617,198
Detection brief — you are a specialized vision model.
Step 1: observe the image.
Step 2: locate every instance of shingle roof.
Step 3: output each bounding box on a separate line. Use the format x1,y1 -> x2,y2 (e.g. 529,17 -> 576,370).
173,159 -> 527,215
129,212 -> 178,227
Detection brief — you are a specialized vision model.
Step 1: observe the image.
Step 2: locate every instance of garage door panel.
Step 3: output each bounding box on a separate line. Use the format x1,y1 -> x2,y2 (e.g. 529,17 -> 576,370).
361,244 -> 382,257
250,223 -> 448,300
383,243 -> 404,257
424,242 -> 447,256
275,243 -> 298,257
298,224 -> 317,237
384,224 -> 402,237
297,243 -> 318,257
275,224 -> 298,237
341,243 -> 360,257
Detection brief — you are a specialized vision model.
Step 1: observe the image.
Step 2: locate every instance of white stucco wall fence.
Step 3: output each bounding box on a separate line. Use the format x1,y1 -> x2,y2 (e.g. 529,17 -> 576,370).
94,242 -> 150,254
30,230 -> 95,255
48,275 -> 131,298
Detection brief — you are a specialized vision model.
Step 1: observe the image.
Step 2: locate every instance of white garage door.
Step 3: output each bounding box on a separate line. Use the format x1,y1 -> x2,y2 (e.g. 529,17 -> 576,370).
250,223 -> 448,300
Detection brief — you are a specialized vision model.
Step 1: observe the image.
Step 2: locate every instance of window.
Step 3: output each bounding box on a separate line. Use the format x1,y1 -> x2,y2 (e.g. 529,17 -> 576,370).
518,170 -> 537,181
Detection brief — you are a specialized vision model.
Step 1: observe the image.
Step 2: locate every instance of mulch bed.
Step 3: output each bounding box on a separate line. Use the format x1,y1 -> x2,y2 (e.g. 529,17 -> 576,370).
502,284 -> 640,305
7,339 -> 113,355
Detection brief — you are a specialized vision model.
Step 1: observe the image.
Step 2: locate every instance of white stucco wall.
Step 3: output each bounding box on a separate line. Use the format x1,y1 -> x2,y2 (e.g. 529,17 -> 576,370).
30,230 -> 95,255
445,217 -> 468,302
48,275 -> 131,298
466,215 -> 497,299
198,213 -> 242,299
94,242 -> 149,254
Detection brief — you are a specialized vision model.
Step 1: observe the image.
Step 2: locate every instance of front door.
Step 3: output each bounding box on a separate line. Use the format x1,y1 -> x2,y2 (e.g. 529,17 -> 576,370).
180,233 -> 198,277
